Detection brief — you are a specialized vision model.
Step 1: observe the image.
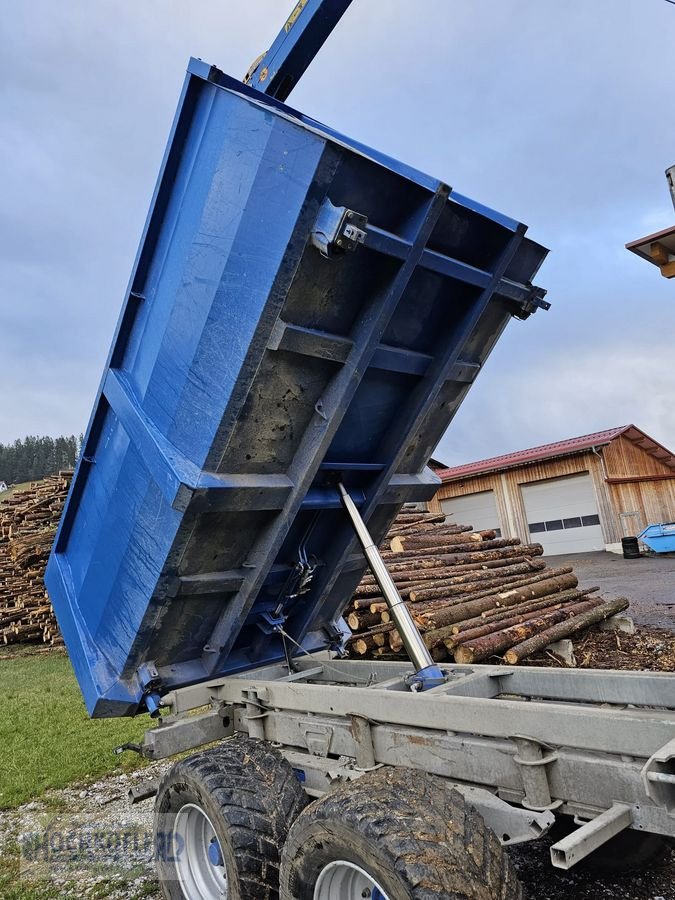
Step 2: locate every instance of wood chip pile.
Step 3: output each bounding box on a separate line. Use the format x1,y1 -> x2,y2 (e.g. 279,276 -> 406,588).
346,509 -> 629,666
0,472 -> 72,646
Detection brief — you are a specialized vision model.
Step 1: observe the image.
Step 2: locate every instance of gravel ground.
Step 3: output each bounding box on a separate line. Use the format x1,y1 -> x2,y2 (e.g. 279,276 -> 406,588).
545,551 -> 675,629
0,764 -> 169,899
2,762 -> 673,899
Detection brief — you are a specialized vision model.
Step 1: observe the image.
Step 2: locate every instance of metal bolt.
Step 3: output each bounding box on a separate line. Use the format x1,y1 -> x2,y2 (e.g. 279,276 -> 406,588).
361,891 -> 371,898
337,239 -> 343,246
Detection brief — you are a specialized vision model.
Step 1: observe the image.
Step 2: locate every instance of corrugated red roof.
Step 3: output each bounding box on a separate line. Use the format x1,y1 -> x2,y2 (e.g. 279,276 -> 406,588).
437,426 -> 633,481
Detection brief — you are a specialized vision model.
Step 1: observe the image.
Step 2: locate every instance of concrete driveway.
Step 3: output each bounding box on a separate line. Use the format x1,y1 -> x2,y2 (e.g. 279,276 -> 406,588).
544,551 -> 675,629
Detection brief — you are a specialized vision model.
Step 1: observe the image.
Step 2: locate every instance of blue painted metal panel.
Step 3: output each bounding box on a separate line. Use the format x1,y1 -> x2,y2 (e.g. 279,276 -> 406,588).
639,523 -> 675,553
46,61 -> 548,717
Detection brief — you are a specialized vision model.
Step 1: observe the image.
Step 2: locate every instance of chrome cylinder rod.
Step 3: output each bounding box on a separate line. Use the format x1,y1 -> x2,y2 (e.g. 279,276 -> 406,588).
337,483 -> 435,674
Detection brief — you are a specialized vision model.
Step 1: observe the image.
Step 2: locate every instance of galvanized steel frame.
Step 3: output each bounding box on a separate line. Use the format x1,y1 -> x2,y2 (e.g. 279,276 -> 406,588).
149,658 -> 675,855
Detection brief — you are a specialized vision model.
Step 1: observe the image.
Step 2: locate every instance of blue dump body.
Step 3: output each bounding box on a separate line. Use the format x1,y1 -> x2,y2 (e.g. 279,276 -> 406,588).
46,59 -> 548,717
639,523 -> 675,553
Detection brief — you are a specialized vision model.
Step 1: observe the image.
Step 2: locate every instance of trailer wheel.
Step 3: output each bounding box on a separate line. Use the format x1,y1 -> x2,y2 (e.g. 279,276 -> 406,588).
280,767 -> 522,900
583,830 -> 674,874
154,736 -> 307,900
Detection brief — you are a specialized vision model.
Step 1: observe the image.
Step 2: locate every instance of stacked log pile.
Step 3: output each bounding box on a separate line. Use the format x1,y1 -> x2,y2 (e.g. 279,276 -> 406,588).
346,509 -> 629,665
0,473 -> 72,646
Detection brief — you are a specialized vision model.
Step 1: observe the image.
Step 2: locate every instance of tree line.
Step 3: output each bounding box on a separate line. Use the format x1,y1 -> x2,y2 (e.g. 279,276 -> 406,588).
0,435 -> 82,486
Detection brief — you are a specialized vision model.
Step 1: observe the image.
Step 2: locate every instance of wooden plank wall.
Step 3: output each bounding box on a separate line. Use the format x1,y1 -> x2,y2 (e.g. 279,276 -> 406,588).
603,436 -> 675,533
433,438 -> 675,546
609,480 -> 675,534
603,435 -> 675,478
431,450 -> 626,546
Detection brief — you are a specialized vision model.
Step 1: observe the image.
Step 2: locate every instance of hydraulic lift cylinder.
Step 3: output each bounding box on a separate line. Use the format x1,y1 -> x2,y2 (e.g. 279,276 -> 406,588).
337,483 -> 445,690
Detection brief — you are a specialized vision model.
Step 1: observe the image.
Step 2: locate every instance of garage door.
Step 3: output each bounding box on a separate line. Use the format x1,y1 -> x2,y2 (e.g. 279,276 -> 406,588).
441,490 -> 501,536
521,473 -> 604,555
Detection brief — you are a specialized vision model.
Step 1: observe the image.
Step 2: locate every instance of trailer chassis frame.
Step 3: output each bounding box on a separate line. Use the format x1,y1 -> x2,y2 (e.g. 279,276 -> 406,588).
141,656 -> 675,870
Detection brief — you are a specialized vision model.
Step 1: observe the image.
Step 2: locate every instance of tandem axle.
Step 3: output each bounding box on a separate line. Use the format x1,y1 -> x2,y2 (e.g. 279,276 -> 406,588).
140,655 -> 675,874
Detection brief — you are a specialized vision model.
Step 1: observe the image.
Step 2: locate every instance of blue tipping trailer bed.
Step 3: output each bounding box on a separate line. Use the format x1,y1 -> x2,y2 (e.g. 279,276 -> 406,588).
45,58 -> 548,717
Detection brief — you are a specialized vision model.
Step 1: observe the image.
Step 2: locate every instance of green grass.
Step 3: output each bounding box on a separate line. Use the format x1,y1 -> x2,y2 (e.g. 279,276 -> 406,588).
0,855 -> 61,900
0,649 -> 149,808
0,481 -> 33,503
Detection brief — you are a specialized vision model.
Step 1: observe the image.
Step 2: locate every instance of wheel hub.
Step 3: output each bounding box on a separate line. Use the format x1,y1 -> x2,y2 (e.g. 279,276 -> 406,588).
173,803 -> 228,899
314,860 -> 390,900
208,836 -> 224,867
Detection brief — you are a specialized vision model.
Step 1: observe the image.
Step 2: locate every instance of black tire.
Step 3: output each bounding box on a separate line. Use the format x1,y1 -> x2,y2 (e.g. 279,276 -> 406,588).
621,536 -> 641,559
154,736 -> 307,900
280,767 -> 522,900
582,830 -> 674,874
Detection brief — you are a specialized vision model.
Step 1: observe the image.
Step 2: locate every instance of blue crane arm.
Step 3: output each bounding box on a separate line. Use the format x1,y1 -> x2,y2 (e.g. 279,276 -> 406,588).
244,0 -> 354,100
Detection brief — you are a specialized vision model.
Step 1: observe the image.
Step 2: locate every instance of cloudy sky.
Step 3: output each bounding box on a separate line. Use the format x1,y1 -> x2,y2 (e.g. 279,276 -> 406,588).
1,0 -> 674,467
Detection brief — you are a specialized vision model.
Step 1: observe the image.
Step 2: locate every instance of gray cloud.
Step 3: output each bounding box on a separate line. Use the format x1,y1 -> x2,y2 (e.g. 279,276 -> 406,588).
437,336 -> 675,466
1,1 -> 674,466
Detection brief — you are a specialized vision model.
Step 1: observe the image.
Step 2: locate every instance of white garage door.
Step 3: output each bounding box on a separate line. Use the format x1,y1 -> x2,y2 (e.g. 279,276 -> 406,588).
521,473 -> 604,555
441,490 -> 501,536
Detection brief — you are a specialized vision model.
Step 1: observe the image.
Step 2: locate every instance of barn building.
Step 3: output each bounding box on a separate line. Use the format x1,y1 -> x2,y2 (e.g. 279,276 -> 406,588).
429,426 -> 675,556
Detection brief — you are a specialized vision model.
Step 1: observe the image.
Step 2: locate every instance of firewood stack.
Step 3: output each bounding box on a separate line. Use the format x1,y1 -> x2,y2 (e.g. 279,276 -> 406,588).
0,472 -> 72,646
345,509 -> 628,666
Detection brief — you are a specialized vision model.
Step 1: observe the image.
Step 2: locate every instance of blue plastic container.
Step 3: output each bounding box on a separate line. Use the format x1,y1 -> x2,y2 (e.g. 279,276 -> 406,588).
639,523 -> 675,553
45,59 -> 548,716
